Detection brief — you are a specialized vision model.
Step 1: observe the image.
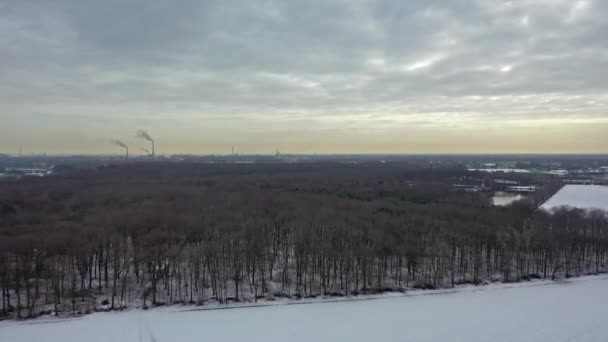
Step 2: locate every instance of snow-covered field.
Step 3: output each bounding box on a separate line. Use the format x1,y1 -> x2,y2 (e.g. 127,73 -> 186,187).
2,276 -> 607,342
468,168 -> 531,173
541,184 -> 608,211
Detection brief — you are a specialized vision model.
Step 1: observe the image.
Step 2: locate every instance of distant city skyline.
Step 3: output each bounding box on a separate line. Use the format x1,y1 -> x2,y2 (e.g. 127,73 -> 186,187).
1,0 -> 607,154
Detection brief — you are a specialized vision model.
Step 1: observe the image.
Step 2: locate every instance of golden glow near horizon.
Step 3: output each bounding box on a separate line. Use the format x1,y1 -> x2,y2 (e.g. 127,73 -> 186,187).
3,112 -> 607,155
1,1 -> 607,154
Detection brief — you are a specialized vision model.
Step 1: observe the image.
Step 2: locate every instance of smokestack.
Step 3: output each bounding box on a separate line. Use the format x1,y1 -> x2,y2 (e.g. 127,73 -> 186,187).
136,130 -> 155,157
112,140 -> 129,158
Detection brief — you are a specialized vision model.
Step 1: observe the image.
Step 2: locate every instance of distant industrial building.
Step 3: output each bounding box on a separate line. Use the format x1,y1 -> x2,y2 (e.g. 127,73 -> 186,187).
506,185 -> 536,193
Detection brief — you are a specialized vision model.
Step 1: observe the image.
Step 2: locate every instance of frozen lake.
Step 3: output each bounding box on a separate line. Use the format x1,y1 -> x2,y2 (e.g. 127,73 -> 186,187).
541,184 -> 608,212
2,276 -> 607,342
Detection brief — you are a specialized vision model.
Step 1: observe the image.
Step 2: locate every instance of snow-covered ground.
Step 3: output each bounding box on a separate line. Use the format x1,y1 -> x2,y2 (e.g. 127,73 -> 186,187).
492,193 -> 525,206
468,168 -> 531,173
541,184 -> 608,211
2,276 -> 607,342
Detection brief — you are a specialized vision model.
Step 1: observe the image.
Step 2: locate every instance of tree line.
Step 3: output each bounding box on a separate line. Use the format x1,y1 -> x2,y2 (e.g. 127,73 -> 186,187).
0,163 -> 606,319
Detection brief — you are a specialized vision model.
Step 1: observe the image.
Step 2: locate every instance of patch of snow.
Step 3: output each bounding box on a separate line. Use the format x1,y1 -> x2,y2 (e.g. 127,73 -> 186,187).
469,168 -> 531,173
545,169 -> 569,176
2,276 -> 608,342
493,194 -> 525,206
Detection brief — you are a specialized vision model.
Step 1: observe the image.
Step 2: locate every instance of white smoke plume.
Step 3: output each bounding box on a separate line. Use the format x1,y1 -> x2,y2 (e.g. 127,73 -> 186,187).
112,139 -> 129,158
112,139 -> 128,149
136,130 -> 155,156
136,130 -> 153,142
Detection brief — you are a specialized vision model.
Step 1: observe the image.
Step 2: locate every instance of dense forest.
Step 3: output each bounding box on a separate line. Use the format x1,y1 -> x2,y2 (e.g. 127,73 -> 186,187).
0,162 -> 606,319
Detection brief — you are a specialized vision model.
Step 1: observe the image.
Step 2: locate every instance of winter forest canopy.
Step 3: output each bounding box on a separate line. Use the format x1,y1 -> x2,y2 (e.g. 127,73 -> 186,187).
0,162 -> 607,319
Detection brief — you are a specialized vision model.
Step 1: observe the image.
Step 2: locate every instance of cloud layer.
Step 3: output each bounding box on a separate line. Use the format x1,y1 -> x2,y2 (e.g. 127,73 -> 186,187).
1,0 -> 607,153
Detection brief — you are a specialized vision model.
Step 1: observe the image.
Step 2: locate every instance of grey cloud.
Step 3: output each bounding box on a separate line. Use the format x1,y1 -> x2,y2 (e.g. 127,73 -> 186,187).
1,0 -> 607,133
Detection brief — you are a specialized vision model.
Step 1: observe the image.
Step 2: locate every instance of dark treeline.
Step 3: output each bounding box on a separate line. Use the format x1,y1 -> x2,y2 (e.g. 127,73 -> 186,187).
0,162 -> 606,319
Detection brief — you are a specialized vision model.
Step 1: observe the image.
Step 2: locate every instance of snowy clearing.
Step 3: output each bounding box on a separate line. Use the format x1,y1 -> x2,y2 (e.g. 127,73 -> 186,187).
492,194 -> 525,206
2,276 -> 608,342
541,185 -> 608,212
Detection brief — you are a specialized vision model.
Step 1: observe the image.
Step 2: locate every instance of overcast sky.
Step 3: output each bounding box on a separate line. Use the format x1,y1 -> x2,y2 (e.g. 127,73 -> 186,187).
1,0 -> 607,154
